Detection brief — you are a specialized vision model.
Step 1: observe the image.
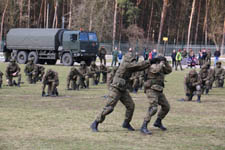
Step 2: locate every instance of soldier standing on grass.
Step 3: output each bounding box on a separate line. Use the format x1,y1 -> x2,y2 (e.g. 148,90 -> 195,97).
0,70 -> 3,88
214,62 -> 225,88
91,48 -> 151,132
5,59 -> 21,86
42,69 -> 59,97
140,56 -> 172,135
98,46 -> 107,65
199,63 -> 211,95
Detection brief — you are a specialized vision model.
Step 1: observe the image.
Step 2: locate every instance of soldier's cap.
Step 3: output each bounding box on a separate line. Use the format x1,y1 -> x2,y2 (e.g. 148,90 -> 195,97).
189,69 -> 197,75
80,61 -> 86,65
216,62 -> 222,65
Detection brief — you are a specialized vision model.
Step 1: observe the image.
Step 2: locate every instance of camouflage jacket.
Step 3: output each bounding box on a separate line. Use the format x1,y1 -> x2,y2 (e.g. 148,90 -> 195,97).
185,73 -> 202,88
215,67 -> 225,79
145,61 -> 172,91
43,71 -> 59,84
24,63 -> 38,75
6,63 -> 21,78
78,66 -> 90,76
111,52 -> 150,91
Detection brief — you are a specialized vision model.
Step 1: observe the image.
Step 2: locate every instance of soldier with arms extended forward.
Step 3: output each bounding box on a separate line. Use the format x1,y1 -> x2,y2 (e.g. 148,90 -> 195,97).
91,48 -> 151,132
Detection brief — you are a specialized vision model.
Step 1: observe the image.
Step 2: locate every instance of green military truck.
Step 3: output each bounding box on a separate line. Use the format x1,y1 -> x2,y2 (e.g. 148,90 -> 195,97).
3,28 -> 99,66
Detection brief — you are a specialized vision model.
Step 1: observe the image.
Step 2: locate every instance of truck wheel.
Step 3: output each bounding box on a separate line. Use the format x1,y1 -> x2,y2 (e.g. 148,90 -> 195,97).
46,60 -> 57,65
62,53 -> 73,66
28,52 -> 38,64
17,51 -> 28,64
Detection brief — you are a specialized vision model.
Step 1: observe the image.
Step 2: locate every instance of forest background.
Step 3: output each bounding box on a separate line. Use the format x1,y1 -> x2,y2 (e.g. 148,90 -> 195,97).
0,0 -> 224,53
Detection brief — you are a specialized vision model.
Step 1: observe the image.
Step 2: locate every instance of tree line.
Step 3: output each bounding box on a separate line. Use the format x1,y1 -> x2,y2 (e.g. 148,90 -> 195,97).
0,0 -> 224,53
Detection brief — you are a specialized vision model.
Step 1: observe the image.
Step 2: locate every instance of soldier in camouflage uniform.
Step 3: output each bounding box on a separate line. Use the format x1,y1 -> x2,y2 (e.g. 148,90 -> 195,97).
0,70 -> 3,88
106,66 -> 118,89
89,61 -> 100,85
91,49 -> 150,132
98,46 -> 107,65
5,59 -> 21,86
36,65 -> 45,82
140,56 -> 172,135
24,58 -> 38,84
99,64 -> 108,83
67,67 -> 82,90
180,69 -> 202,103
199,63 -> 211,94
42,69 -> 59,97
77,61 -> 90,89
129,71 -> 140,93
214,62 -> 224,88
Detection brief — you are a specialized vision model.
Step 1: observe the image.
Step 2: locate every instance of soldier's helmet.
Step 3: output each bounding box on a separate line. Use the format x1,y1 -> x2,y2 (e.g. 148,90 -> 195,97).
10,58 -> 16,63
189,69 -> 197,77
47,69 -> 54,75
80,61 -> 86,66
216,62 -> 222,65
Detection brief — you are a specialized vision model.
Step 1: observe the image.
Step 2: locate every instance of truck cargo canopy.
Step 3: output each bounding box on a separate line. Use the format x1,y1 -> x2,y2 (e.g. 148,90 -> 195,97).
6,28 -> 62,50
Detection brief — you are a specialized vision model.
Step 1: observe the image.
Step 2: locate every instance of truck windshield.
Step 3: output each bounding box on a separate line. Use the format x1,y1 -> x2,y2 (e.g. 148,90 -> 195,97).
79,32 -> 89,41
88,33 -> 98,42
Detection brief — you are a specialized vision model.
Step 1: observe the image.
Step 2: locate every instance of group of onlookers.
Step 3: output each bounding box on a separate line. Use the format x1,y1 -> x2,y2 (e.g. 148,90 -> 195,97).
171,48 -> 222,70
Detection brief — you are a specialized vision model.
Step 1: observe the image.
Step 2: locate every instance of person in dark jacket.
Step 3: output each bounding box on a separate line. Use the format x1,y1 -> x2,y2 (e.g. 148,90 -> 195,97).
214,49 -> 221,66
171,49 -> 177,68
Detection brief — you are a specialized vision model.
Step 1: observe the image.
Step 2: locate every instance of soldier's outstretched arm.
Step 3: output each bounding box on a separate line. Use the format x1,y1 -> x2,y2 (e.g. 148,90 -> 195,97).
127,60 -> 150,72
163,61 -> 172,74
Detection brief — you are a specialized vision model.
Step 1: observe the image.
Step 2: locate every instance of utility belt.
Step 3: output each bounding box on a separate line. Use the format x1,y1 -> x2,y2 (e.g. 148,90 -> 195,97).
144,79 -> 164,92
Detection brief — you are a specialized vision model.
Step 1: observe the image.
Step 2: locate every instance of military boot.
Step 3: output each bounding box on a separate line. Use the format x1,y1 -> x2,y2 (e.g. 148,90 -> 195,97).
140,121 -> 152,135
122,120 -> 135,131
197,95 -> 201,103
153,118 -> 167,131
90,120 -> 99,132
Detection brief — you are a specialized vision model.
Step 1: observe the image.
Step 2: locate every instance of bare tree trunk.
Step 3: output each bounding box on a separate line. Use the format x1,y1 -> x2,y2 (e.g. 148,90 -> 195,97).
68,0 -> 72,29
89,1 -> 95,31
38,0 -> 44,27
46,3 -> 49,28
0,0 -> 9,43
147,1 -> 154,43
44,0 -> 47,28
194,0 -> 201,45
221,19 -> 225,55
19,0 -> 24,27
157,0 -> 169,53
27,0 -> 31,28
203,0 -> 210,45
100,0 -> 109,41
112,0 -> 118,50
187,0 -> 196,51
118,7 -> 123,50
52,0 -> 58,28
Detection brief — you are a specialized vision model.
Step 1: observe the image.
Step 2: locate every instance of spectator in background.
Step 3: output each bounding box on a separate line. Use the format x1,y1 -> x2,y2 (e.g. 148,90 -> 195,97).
206,49 -> 211,64
143,48 -> 148,60
171,49 -> 177,68
111,47 -> 119,66
175,49 -> 183,71
118,50 -> 123,66
152,49 -> 157,59
135,52 -> 139,62
148,50 -> 152,60
214,49 -> 221,66
202,49 -> 207,64
198,50 -> 203,68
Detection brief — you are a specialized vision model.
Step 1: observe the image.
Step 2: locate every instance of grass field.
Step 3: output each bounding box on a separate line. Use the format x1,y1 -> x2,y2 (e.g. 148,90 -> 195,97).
0,62 -> 225,150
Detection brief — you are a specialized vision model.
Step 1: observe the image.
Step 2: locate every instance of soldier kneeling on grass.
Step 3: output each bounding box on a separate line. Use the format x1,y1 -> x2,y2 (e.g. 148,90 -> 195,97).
42,69 -> 59,97
5,59 -> 21,87
178,69 -> 202,103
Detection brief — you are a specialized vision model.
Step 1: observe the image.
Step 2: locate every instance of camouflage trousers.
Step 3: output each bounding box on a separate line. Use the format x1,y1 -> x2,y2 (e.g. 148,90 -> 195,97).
91,73 -> 100,85
144,89 -> 170,122
43,81 -> 59,95
185,85 -> 201,101
67,76 -> 78,90
27,73 -> 38,84
101,73 -> 107,83
96,87 -> 135,123
7,74 -> 21,86
77,75 -> 89,88
201,80 -> 211,94
215,77 -> 224,88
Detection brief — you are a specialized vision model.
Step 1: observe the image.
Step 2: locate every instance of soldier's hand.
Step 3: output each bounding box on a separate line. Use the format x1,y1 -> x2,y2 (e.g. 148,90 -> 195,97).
42,91 -> 46,97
